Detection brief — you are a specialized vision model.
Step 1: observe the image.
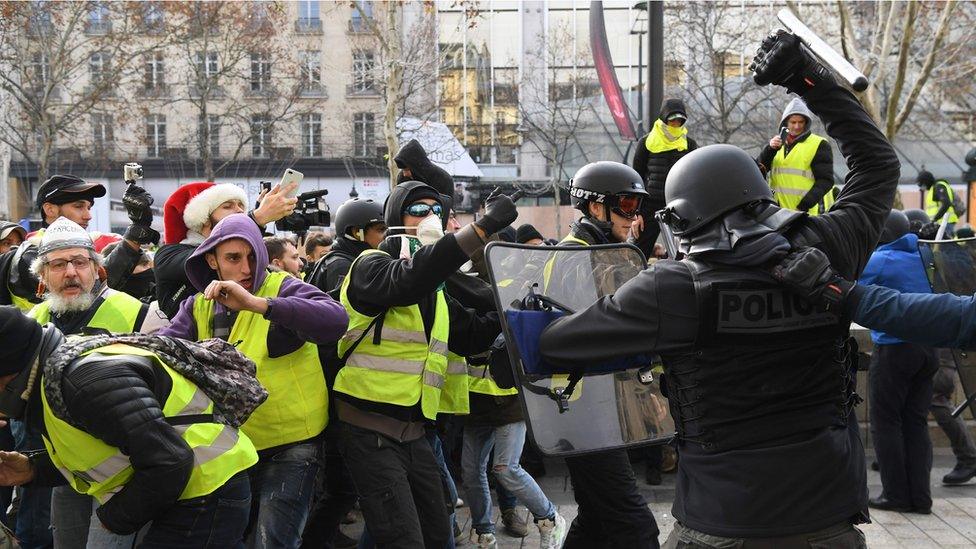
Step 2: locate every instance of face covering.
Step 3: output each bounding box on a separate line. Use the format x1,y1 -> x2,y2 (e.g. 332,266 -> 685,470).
387,214 -> 445,248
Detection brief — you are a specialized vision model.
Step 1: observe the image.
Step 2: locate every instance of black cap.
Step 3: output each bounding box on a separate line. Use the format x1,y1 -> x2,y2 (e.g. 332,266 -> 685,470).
35,174 -> 106,211
0,306 -> 42,377
516,224 -> 544,244
916,170 -> 935,188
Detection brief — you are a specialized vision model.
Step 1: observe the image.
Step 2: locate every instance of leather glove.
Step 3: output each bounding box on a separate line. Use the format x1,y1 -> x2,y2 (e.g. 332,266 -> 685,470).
770,247 -> 853,313
474,188 -> 520,236
122,184 -> 154,226
749,30 -> 835,95
123,223 -> 160,246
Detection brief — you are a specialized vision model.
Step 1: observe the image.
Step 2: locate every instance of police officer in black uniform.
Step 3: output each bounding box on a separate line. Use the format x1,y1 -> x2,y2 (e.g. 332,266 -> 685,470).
548,161 -> 660,549
539,31 -> 899,547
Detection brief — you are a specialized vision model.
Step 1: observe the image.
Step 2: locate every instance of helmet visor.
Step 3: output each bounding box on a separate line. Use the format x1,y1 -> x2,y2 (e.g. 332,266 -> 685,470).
611,194 -> 643,219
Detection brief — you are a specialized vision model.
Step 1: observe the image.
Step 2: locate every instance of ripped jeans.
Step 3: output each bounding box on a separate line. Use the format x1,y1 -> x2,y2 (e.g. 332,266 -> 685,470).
462,421 -> 555,535
245,442 -> 320,549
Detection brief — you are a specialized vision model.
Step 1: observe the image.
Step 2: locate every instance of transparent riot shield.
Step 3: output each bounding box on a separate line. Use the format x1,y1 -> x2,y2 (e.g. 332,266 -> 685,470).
919,237 -> 976,418
485,242 -> 675,457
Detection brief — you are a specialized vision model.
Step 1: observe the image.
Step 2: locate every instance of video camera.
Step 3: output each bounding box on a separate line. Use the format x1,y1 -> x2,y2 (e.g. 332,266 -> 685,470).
260,181 -> 330,234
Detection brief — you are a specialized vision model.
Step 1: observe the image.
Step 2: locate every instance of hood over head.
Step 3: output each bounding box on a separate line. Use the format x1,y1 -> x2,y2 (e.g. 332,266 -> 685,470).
779,97 -> 813,128
658,98 -> 687,123
185,213 -> 268,293
383,180 -> 443,235
878,232 -> 920,253
394,139 -> 454,226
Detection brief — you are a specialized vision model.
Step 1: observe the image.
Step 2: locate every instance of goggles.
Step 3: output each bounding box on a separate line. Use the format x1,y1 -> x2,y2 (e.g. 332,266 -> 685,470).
403,202 -> 443,218
610,194 -> 643,219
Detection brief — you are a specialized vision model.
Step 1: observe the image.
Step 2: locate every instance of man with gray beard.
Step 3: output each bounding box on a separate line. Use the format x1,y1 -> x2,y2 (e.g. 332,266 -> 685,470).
21,217 -> 168,549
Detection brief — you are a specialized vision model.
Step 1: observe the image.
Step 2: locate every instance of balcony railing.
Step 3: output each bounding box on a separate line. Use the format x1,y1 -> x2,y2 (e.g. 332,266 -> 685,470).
295,18 -> 323,34
346,84 -> 379,97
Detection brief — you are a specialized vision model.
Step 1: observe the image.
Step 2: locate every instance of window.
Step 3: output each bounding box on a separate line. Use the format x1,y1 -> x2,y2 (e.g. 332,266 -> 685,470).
353,112 -> 375,157
350,1 -> 372,31
301,113 -> 322,157
31,53 -> 50,87
146,115 -> 166,158
86,3 -> 110,34
298,0 -> 319,22
250,52 -> 271,92
143,2 -> 164,31
250,114 -> 272,158
195,51 -> 219,81
92,113 -> 113,148
144,52 -> 164,89
89,52 -> 109,86
198,115 -> 220,158
300,51 -> 321,91
352,51 -> 375,92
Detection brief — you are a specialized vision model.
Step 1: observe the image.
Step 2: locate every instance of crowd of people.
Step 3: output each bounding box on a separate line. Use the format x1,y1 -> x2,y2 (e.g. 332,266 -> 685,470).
0,30 -> 972,549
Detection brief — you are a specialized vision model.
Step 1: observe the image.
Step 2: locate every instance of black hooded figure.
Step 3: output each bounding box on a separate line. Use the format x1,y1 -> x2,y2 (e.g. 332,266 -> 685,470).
394,139 -> 455,228
632,99 -> 699,258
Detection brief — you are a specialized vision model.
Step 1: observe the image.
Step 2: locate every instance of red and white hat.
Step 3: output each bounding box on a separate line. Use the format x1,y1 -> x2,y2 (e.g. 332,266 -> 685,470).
163,182 -> 248,244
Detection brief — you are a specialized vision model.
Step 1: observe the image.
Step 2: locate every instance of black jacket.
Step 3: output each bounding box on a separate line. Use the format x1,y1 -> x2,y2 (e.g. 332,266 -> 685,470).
757,131 -> 835,212
29,352 -> 193,536
540,82 -> 899,536
306,237 -> 371,297
104,242 -> 144,296
154,243 -> 196,319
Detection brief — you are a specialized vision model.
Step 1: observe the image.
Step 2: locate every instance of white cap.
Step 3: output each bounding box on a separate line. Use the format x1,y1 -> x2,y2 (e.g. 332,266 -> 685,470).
38,217 -> 94,256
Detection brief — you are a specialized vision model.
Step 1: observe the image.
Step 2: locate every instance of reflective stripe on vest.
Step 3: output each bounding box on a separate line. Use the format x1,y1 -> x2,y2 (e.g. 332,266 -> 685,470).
334,249 -> 451,421
40,343 -> 257,503
437,352 -> 471,414
926,181 -> 959,223
192,271 -> 327,450
29,289 -> 143,332
769,134 -> 833,216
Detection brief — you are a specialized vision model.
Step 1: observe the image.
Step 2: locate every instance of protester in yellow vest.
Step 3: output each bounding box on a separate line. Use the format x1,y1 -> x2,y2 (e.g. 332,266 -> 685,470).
159,212 -> 347,548
333,180 -> 516,548
0,307 -> 258,546
917,170 -> 961,236
758,97 -> 835,215
22,217 -> 169,548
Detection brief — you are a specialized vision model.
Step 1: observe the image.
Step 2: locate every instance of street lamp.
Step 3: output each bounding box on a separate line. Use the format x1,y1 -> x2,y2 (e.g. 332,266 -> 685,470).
631,3 -> 648,135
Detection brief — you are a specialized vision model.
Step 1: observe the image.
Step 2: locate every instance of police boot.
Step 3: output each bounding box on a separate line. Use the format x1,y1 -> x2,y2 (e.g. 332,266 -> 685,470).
943,463 -> 976,485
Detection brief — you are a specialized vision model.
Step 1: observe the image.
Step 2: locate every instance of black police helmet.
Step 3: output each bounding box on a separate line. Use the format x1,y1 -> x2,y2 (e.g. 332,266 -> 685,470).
334,198 -> 384,238
904,209 -> 929,225
662,144 -> 773,236
878,210 -> 911,245
568,161 -> 647,215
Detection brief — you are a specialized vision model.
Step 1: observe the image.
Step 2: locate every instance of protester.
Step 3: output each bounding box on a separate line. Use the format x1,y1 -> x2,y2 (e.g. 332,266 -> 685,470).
632,98 -> 698,258
265,236 -> 303,278
159,213 -> 347,548
305,233 -> 333,263
757,97 -> 835,215
516,224 -> 545,246
0,307 -> 260,548
306,198 -> 386,296
0,223 -> 25,254
154,181 -> 297,318
917,170 -> 962,236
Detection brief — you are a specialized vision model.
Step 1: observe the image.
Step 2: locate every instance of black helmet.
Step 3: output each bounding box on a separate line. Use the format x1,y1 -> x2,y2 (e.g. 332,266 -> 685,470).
334,198 -> 384,238
878,210 -> 910,245
568,161 -> 647,216
662,144 -> 773,236
904,209 -> 929,225
916,170 -> 935,188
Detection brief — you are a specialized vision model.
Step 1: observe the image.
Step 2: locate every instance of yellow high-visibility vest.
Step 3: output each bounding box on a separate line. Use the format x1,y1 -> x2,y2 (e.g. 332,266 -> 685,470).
925,181 -> 959,224
770,134 -> 834,215
30,289 -> 143,332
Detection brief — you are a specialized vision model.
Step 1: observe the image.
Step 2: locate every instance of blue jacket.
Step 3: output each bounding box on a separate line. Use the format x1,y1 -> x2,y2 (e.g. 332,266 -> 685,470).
858,233 -> 931,344
849,284 -> 976,350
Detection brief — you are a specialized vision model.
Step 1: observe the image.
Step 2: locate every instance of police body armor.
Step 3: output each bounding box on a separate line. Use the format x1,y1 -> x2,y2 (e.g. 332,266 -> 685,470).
661,257 -> 857,453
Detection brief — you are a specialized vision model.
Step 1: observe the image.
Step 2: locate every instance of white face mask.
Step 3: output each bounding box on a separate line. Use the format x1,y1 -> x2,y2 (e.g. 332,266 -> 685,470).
387,214 -> 445,247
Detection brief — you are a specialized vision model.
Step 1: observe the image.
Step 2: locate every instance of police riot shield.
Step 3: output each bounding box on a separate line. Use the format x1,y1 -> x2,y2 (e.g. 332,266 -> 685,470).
919,237 -> 976,419
485,242 -> 675,457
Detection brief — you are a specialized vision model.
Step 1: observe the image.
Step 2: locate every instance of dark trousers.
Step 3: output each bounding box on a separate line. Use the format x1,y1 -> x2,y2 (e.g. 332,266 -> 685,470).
931,365 -> 976,467
564,448 -> 660,549
301,429 -> 358,549
140,472 -> 251,548
337,421 -> 451,549
869,343 -> 938,510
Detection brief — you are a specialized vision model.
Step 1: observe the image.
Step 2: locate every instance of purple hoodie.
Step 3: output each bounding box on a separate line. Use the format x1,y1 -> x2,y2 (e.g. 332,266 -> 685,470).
159,213 -> 348,350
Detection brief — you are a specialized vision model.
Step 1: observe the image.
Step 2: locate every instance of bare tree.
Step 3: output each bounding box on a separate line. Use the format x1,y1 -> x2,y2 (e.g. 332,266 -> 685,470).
159,2 -> 305,181
0,1 -> 161,183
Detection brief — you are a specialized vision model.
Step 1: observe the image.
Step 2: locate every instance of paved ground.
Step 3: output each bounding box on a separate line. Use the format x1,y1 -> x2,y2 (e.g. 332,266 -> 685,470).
339,448 -> 976,548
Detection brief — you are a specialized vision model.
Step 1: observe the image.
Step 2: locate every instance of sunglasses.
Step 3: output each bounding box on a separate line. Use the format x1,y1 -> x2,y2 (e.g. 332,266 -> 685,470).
403,202 -> 443,218
611,194 -> 643,218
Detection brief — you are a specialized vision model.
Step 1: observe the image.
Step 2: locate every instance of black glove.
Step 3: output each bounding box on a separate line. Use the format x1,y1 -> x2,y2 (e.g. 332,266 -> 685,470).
749,30 -> 835,95
123,184 -> 154,226
770,247 -> 853,312
474,188 -> 519,236
123,223 -> 160,246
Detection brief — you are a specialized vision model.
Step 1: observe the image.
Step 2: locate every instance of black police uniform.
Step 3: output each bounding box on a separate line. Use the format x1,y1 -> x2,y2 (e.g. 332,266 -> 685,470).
540,79 -> 899,538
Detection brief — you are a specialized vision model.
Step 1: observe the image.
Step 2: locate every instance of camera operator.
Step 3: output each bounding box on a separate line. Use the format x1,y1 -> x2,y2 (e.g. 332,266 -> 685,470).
154,181 -> 297,318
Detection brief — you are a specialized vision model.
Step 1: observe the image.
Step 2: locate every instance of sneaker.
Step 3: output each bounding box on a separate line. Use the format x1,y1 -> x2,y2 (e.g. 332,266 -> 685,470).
537,512 -> 567,549
943,463 -> 976,485
501,508 -> 529,538
468,530 -> 497,548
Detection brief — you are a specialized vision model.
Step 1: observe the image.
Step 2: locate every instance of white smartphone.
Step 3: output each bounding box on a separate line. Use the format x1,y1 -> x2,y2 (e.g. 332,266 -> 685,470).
278,169 -> 304,198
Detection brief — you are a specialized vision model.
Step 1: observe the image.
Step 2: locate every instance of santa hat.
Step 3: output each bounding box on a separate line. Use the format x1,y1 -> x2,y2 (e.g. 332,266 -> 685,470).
163,182 -> 248,244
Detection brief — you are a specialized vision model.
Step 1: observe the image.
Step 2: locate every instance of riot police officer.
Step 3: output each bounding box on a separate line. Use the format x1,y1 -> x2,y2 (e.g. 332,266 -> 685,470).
539,31 -> 899,547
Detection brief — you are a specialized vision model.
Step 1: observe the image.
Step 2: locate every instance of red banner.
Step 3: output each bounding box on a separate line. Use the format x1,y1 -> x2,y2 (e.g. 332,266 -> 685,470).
589,1 -> 636,140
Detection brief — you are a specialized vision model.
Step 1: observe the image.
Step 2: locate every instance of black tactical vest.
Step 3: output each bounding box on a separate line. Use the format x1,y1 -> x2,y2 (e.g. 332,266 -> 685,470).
660,257 -> 859,454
